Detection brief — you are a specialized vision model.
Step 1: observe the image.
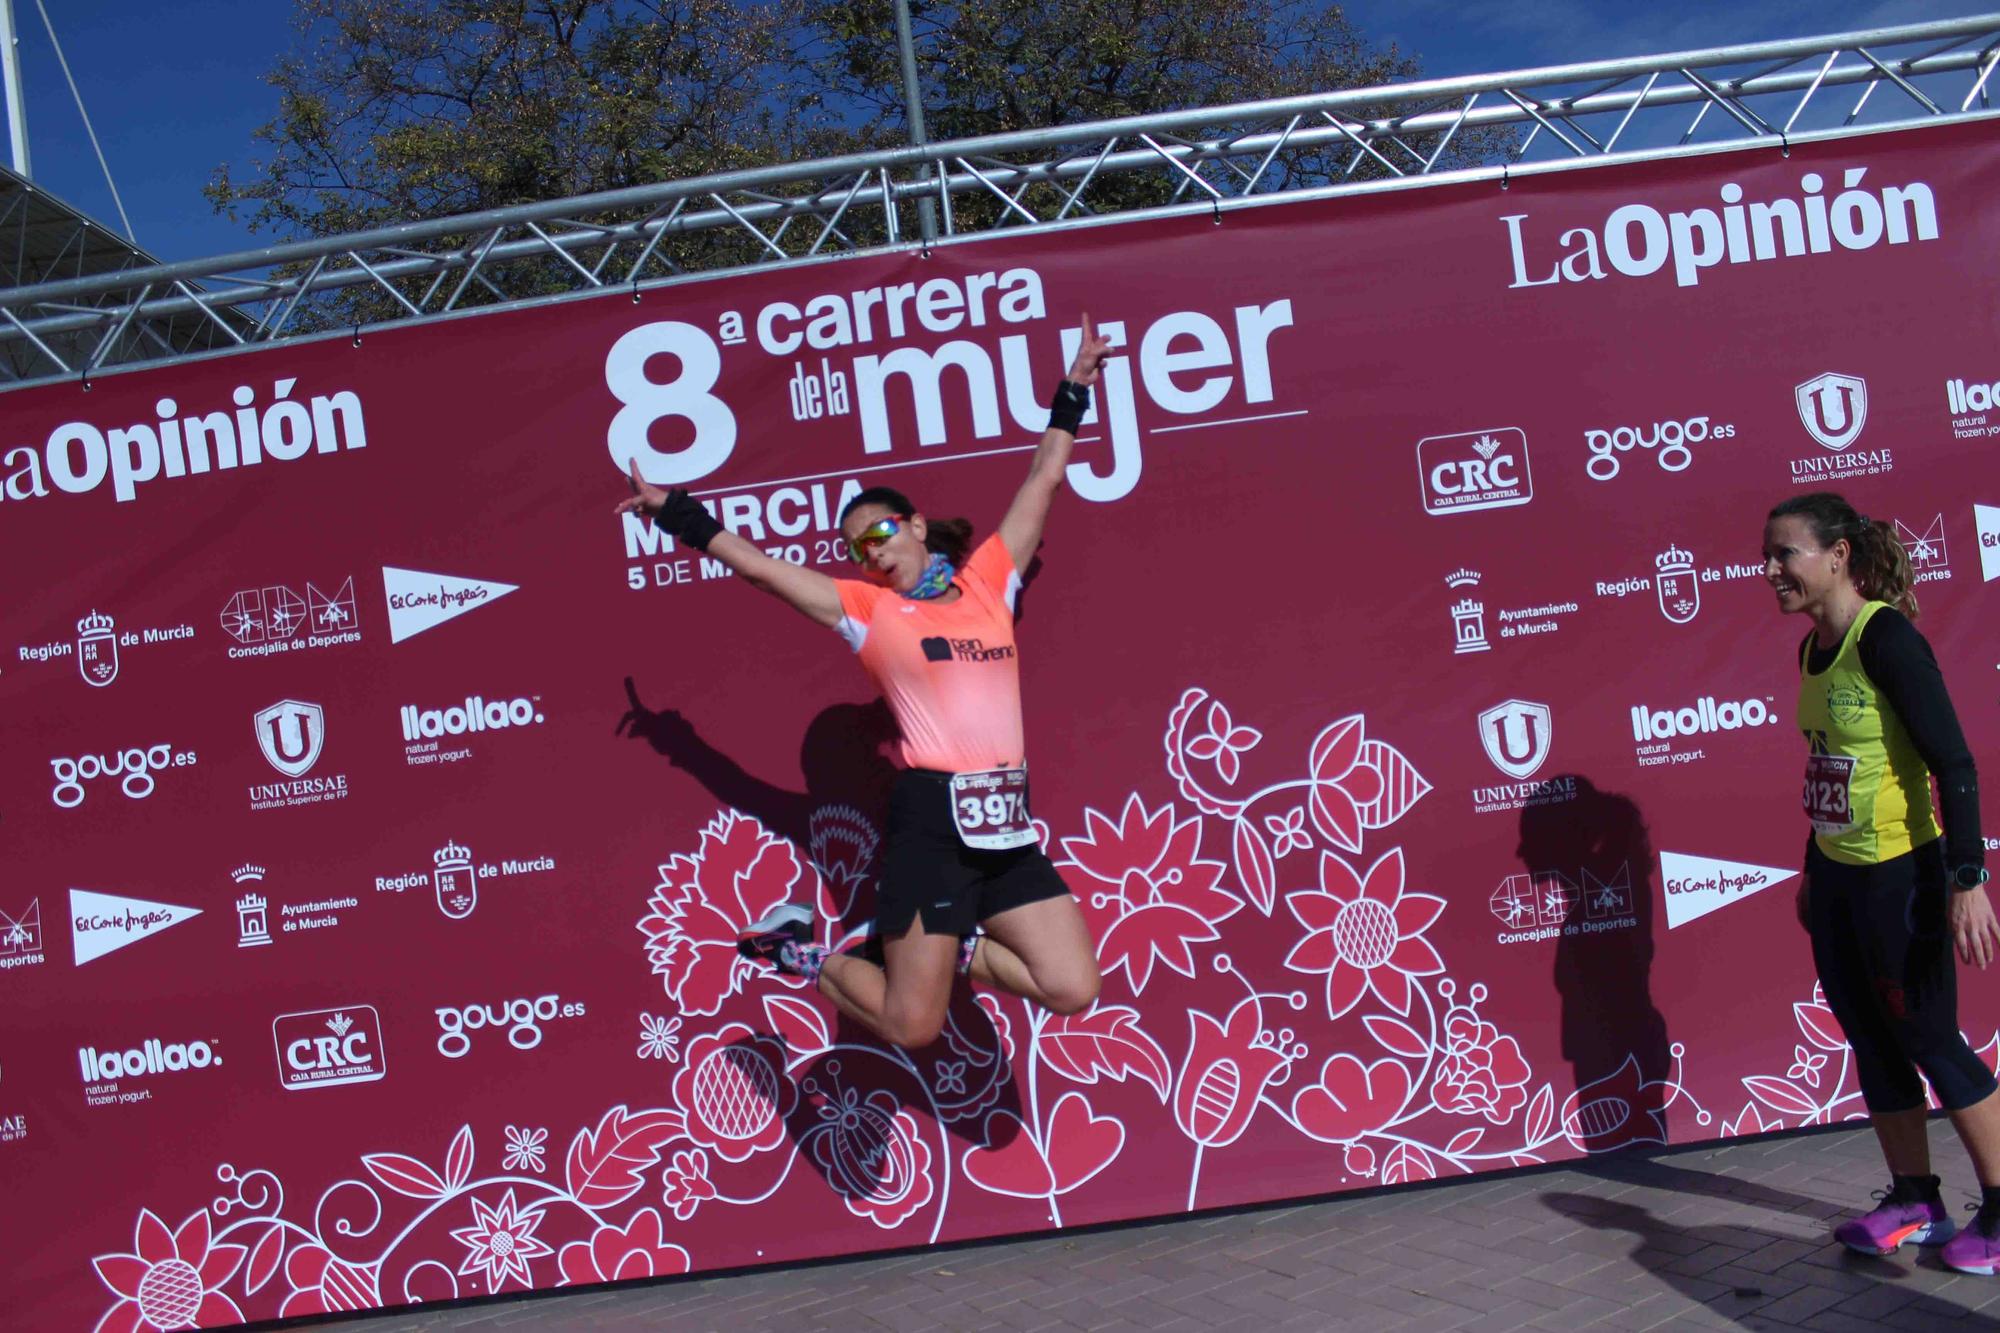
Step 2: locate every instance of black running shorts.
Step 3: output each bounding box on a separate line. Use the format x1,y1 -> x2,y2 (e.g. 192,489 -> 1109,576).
877,768 -> 1070,938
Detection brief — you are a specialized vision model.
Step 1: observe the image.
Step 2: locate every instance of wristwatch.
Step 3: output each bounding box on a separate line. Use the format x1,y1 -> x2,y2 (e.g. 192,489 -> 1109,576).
1952,863 -> 1991,892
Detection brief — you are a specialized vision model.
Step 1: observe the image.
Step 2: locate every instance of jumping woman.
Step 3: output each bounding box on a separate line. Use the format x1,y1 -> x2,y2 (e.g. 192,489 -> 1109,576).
1763,491 -> 1999,1273
617,320 -> 1111,1050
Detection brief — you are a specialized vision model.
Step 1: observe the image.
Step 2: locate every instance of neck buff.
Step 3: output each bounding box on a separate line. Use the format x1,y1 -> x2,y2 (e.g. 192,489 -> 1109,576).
901,552 -> 957,601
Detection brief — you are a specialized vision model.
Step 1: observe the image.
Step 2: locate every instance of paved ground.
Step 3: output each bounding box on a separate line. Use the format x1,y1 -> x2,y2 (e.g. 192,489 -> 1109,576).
290,1122 -> 2000,1332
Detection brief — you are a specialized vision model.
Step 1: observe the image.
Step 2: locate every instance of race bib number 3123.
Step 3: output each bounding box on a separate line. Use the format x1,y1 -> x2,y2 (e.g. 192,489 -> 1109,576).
1803,753 -> 1856,833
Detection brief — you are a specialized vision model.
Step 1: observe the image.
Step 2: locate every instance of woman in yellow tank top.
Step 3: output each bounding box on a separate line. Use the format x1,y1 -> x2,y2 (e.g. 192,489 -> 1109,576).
1764,491 -> 1998,1273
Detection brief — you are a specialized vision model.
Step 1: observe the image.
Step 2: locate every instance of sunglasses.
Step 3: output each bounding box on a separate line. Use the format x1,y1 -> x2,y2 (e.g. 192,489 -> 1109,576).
845,515 -> 910,563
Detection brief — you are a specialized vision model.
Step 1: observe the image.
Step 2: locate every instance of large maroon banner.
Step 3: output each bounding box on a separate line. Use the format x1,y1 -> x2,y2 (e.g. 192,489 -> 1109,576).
3,118 -> 1997,1330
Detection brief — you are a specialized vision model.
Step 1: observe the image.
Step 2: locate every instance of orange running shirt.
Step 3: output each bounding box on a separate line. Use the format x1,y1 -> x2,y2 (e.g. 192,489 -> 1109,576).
834,535 -> 1025,773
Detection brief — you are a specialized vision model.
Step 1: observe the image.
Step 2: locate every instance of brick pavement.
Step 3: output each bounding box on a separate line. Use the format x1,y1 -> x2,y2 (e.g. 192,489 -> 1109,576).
290,1123 -> 2000,1332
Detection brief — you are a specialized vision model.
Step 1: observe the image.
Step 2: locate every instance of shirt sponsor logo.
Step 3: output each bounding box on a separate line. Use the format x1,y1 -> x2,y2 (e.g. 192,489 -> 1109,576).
919,636 -> 1015,664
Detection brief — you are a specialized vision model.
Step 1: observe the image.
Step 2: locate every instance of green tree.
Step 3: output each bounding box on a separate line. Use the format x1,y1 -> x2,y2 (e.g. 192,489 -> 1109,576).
210,1 -> 1471,322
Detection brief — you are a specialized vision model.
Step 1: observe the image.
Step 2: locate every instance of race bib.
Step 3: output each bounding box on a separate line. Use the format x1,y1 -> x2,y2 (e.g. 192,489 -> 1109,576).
950,767 -> 1035,850
1803,753 -> 1856,833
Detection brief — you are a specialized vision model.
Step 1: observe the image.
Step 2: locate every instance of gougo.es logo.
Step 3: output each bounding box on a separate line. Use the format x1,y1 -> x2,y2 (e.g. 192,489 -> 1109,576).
50,745 -> 198,808
434,994 -> 586,1058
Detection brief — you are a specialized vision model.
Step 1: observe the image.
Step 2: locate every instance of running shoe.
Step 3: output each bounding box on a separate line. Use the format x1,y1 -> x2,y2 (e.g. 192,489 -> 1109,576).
737,903 -> 813,966
1833,1178 -> 1954,1255
1940,1199 -> 2000,1275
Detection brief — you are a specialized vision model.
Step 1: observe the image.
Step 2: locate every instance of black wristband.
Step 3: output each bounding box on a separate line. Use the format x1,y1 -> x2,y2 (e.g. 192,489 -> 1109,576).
658,488 -> 724,552
1048,379 -> 1090,435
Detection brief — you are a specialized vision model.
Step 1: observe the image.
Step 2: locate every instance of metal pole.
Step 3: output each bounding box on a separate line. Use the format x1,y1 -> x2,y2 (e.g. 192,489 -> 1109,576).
892,0 -> 936,244
0,0 -> 29,177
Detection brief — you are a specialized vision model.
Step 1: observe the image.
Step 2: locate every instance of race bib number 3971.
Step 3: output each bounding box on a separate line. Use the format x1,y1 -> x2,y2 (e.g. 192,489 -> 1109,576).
950,767 -> 1035,851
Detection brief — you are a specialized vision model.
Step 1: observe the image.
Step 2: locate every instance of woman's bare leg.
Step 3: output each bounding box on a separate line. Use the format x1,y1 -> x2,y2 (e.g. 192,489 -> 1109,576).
969,896 -> 1100,1014
817,922 -> 958,1049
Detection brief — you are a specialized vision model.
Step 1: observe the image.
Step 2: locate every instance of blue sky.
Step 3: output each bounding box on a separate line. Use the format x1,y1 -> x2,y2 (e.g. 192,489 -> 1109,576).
5,0 -> 1993,266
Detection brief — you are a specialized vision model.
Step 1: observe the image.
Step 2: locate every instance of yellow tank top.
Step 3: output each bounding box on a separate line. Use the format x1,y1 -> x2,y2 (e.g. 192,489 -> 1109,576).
1795,601 -> 1941,865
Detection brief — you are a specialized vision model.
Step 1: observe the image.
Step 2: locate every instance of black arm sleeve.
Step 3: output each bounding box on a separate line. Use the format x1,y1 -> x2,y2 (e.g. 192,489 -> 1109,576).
1857,609 -> 1983,870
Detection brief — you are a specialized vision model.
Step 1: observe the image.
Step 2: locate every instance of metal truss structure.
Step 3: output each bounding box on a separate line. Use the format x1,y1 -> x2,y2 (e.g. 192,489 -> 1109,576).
3,14 -> 1998,390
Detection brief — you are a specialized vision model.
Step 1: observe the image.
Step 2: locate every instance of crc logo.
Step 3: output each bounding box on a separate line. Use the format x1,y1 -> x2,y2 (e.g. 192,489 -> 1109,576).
1477,699 -> 1552,779
50,744 -> 198,808
254,700 -> 325,777
435,994 -> 586,1058
1584,417 -> 1734,481
1795,372 -> 1868,451
273,1007 -> 385,1091
221,577 -> 358,644
1418,428 -> 1532,516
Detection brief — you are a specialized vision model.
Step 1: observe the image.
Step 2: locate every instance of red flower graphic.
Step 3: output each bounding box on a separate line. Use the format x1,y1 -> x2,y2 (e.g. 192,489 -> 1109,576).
1186,699 -> 1262,784
556,1208 -> 689,1286
1059,794 -> 1238,993
1560,1055 -> 1669,1153
809,803 -> 878,923
449,1189 -> 553,1292
1431,1010 -> 1532,1125
672,1023 -> 797,1162
92,1208 -> 246,1332
1174,997 -> 1295,1149
1306,716 -> 1384,853
279,1244 -> 379,1318
805,1085 -> 935,1229
639,811 -> 813,1016
1723,1101 -> 1782,1137
662,1148 -> 717,1221
1284,849 -> 1442,1019
1292,1054 -> 1413,1143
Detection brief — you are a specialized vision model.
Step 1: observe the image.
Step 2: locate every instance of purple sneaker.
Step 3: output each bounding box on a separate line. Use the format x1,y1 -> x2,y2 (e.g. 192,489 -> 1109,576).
737,903 -> 812,967
1834,1179 -> 1954,1256
1940,1201 -> 2000,1276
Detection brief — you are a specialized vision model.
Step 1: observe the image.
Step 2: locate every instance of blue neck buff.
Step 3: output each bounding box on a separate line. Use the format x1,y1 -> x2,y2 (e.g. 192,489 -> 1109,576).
901,552 -> 957,601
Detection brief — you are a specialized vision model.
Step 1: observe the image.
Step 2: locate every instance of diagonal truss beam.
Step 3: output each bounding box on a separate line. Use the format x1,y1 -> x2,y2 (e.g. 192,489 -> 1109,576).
4,14 -> 2000,388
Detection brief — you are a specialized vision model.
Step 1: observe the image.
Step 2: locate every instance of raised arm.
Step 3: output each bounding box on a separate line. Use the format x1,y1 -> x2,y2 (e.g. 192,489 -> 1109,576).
617,461 -> 845,627
997,315 -> 1116,575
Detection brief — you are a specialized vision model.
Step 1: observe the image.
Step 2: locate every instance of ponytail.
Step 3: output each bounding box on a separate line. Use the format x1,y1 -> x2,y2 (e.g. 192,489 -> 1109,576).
1767,491 -> 1918,620
839,486 -> 975,567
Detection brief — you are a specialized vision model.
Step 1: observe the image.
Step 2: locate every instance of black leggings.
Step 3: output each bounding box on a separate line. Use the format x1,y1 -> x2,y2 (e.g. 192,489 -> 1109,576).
1807,838 -> 1998,1114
